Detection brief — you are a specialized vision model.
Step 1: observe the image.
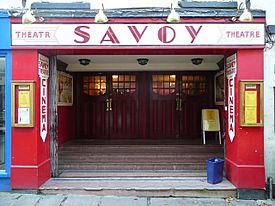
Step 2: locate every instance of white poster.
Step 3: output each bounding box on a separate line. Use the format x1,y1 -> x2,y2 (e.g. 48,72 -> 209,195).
18,108 -> 30,124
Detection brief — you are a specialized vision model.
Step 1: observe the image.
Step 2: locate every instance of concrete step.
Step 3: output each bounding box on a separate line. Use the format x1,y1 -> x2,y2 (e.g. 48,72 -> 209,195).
39,177 -> 236,198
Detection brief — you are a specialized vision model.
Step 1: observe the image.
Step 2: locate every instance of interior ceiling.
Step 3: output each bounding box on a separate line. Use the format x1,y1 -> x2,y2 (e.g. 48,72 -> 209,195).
57,55 -> 224,72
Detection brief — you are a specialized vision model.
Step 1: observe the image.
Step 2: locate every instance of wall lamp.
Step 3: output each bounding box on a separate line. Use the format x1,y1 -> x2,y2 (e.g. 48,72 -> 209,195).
191,58 -> 203,65
94,4 -> 108,23
232,0 -> 253,22
22,10 -> 36,24
79,58 -> 91,66
239,0 -> 253,22
137,58 -> 149,66
167,3 -> 180,23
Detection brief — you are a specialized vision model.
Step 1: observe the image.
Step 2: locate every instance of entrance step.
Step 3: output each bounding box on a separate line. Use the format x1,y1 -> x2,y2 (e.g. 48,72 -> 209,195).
58,171 -> 207,178
58,142 -> 224,173
40,177 -> 236,198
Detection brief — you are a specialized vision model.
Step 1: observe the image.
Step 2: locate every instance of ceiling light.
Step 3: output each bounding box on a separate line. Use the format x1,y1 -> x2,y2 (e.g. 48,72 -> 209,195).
22,10 -> 36,24
137,58 -> 149,66
79,59 -> 91,66
94,4 -> 108,23
191,58 -> 203,65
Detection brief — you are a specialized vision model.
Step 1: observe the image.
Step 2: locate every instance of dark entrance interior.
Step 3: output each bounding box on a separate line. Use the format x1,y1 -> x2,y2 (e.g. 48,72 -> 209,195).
53,55 -> 225,178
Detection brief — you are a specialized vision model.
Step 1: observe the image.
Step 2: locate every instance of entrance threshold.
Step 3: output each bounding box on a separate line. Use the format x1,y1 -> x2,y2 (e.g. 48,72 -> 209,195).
40,177 -> 236,197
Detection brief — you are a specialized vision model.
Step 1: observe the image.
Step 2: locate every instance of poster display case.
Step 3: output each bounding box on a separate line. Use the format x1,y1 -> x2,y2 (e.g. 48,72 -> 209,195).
240,81 -> 264,127
12,81 -> 35,127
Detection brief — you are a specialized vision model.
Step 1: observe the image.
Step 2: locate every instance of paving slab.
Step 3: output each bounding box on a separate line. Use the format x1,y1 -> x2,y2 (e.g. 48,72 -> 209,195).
0,192 -> 23,206
35,194 -> 66,206
100,196 -> 147,206
7,194 -> 41,206
62,194 -> 101,206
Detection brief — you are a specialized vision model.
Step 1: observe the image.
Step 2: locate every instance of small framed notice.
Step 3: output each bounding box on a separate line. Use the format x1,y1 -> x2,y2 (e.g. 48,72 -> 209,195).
57,72 -> 73,106
240,81 -> 263,127
12,81 -> 35,127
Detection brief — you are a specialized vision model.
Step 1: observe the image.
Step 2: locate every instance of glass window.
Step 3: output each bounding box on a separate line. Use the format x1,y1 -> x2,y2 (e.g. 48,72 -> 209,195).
112,74 -> 136,94
0,57 -> 5,170
83,75 -> 106,96
181,75 -> 206,96
152,74 -> 176,95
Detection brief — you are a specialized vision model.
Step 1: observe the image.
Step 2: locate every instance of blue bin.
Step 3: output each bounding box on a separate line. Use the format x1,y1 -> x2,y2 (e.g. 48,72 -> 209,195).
206,158 -> 224,184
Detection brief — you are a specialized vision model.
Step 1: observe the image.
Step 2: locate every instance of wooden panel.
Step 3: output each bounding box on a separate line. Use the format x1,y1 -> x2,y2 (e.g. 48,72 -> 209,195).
150,99 -> 177,138
109,98 -> 138,138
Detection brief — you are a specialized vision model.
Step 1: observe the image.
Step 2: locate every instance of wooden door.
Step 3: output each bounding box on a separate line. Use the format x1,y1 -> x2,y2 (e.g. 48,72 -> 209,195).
80,73 -> 139,138
149,73 -> 212,139
149,74 -> 179,138
179,74 -> 211,138
81,74 -> 109,138
109,74 -> 138,138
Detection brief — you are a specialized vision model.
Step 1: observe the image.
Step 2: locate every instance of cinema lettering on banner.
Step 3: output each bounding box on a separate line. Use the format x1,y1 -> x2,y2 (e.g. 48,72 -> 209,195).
38,54 -> 49,142
226,54 -> 237,142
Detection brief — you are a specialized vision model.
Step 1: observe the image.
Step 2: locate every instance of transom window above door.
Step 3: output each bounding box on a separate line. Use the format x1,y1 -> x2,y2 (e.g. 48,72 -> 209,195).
181,75 -> 206,96
112,75 -> 136,95
152,74 -> 176,95
83,75 -> 107,96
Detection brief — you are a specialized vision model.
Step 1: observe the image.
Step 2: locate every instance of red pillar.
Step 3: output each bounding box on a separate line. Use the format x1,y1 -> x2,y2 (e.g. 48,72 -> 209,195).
225,49 -> 265,189
11,50 -> 51,189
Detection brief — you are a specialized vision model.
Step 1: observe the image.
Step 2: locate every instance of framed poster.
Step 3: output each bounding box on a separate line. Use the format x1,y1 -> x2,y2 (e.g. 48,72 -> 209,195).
240,81 -> 263,127
58,72 -> 73,106
214,71 -> 225,105
12,81 -> 35,127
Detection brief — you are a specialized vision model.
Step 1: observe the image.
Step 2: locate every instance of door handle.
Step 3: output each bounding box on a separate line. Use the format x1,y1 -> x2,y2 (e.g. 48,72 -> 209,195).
176,97 -> 180,111
106,99 -> 110,112
179,98 -> 182,111
109,98 -> 112,111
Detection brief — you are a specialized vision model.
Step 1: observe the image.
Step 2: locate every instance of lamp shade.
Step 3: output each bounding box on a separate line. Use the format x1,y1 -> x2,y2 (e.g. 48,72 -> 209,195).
22,10 -> 36,24
94,9 -> 108,23
167,8 -> 180,23
239,9 -> 253,22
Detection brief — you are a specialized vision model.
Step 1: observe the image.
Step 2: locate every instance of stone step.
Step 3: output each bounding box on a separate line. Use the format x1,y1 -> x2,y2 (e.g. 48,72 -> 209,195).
59,153 -> 222,158
59,163 -> 206,171
58,171 -> 207,178
60,146 -> 223,153
59,157 -> 217,164
39,177 -> 236,198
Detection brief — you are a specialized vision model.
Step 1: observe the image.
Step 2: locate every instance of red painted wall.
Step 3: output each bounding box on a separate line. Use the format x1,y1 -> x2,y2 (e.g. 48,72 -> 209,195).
58,106 -> 75,146
225,50 -> 265,188
11,50 -> 51,189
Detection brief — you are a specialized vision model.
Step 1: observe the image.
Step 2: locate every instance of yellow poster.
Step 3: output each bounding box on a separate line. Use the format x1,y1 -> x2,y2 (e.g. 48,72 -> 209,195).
206,110 -> 216,121
202,109 -> 220,131
18,91 -> 30,108
244,91 -> 257,124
